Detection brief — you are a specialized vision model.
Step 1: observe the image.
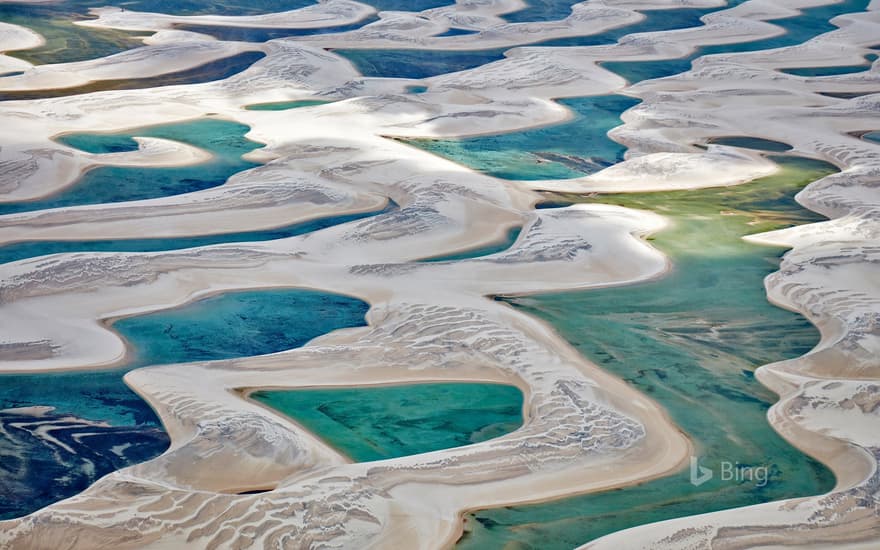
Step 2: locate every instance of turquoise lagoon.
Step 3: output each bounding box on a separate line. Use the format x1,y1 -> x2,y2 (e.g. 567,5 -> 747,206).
251,383 -> 524,462
404,95 -> 639,180
456,157 -> 837,548
0,118 -> 260,215
0,288 -> 370,519
245,99 -> 332,111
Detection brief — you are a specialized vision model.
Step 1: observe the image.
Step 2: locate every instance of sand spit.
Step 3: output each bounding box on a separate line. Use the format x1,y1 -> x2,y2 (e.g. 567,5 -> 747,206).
0,0 -> 877,548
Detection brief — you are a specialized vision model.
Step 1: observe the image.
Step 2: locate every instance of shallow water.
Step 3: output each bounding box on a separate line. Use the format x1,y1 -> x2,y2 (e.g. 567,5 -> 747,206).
252,382 -> 524,462
780,63 -> 871,77
406,95 -> 640,180
335,5 -> 724,79
418,226 -> 521,262
244,99 -> 332,110
0,288 -> 370,519
0,118 -> 260,215
604,0 -> 870,83
0,201 -> 397,265
710,136 -> 792,152
456,156 -> 837,549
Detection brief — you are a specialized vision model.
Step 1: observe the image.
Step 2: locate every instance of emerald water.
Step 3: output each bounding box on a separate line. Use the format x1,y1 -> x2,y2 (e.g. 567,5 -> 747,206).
710,136 -> 792,152
405,95 -> 640,180
0,288 -> 369,519
251,383 -> 524,462
0,118 -> 259,215
456,156 -> 837,548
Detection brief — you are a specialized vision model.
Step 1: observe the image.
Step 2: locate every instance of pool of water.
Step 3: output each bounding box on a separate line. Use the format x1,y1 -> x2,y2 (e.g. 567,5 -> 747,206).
0,201 -> 397,265
334,5 -> 722,79
709,136 -> 792,152
251,382 -> 524,462
404,95 -> 639,180
604,0 -> 870,84
176,15 -> 379,42
0,118 -> 260,215
418,226 -> 521,262
456,156 -> 837,549
1,0 -> 454,66
0,288 -> 369,519
244,99 -> 331,110
780,60 -> 872,77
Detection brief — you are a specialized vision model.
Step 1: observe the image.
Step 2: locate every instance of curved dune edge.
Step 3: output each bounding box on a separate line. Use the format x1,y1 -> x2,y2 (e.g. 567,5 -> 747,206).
0,0 -> 877,548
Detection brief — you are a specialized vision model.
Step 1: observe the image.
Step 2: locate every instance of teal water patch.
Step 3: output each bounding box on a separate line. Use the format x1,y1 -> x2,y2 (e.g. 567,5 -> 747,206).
0,201 -> 397,265
0,51 -> 265,101
0,119 -> 260,215
503,0 -> 579,23
435,27 -> 480,37
457,156 -> 837,548
245,99 -> 332,111
864,131 -> 880,143
251,382 -> 523,462
419,226 -> 521,262
0,288 -> 369,519
114,288 -> 370,367
604,0 -> 869,83
405,95 -> 639,180
710,136 -> 792,152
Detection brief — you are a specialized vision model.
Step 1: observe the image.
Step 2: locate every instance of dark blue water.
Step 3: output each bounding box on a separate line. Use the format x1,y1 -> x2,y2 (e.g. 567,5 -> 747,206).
335,5 -> 721,79
0,201 -> 397,265
418,226 -> 520,262
0,119 -> 260,215
435,27 -> 480,37
176,15 -> 379,42
0,288 -> 370,519
781,62 -> 871,77
503,0 -> 579,24
710,136 -> 792,152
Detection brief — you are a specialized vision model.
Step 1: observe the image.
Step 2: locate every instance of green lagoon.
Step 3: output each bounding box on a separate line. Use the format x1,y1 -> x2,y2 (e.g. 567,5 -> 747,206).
252,382 -> 524,462
456,156 -> 837,548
